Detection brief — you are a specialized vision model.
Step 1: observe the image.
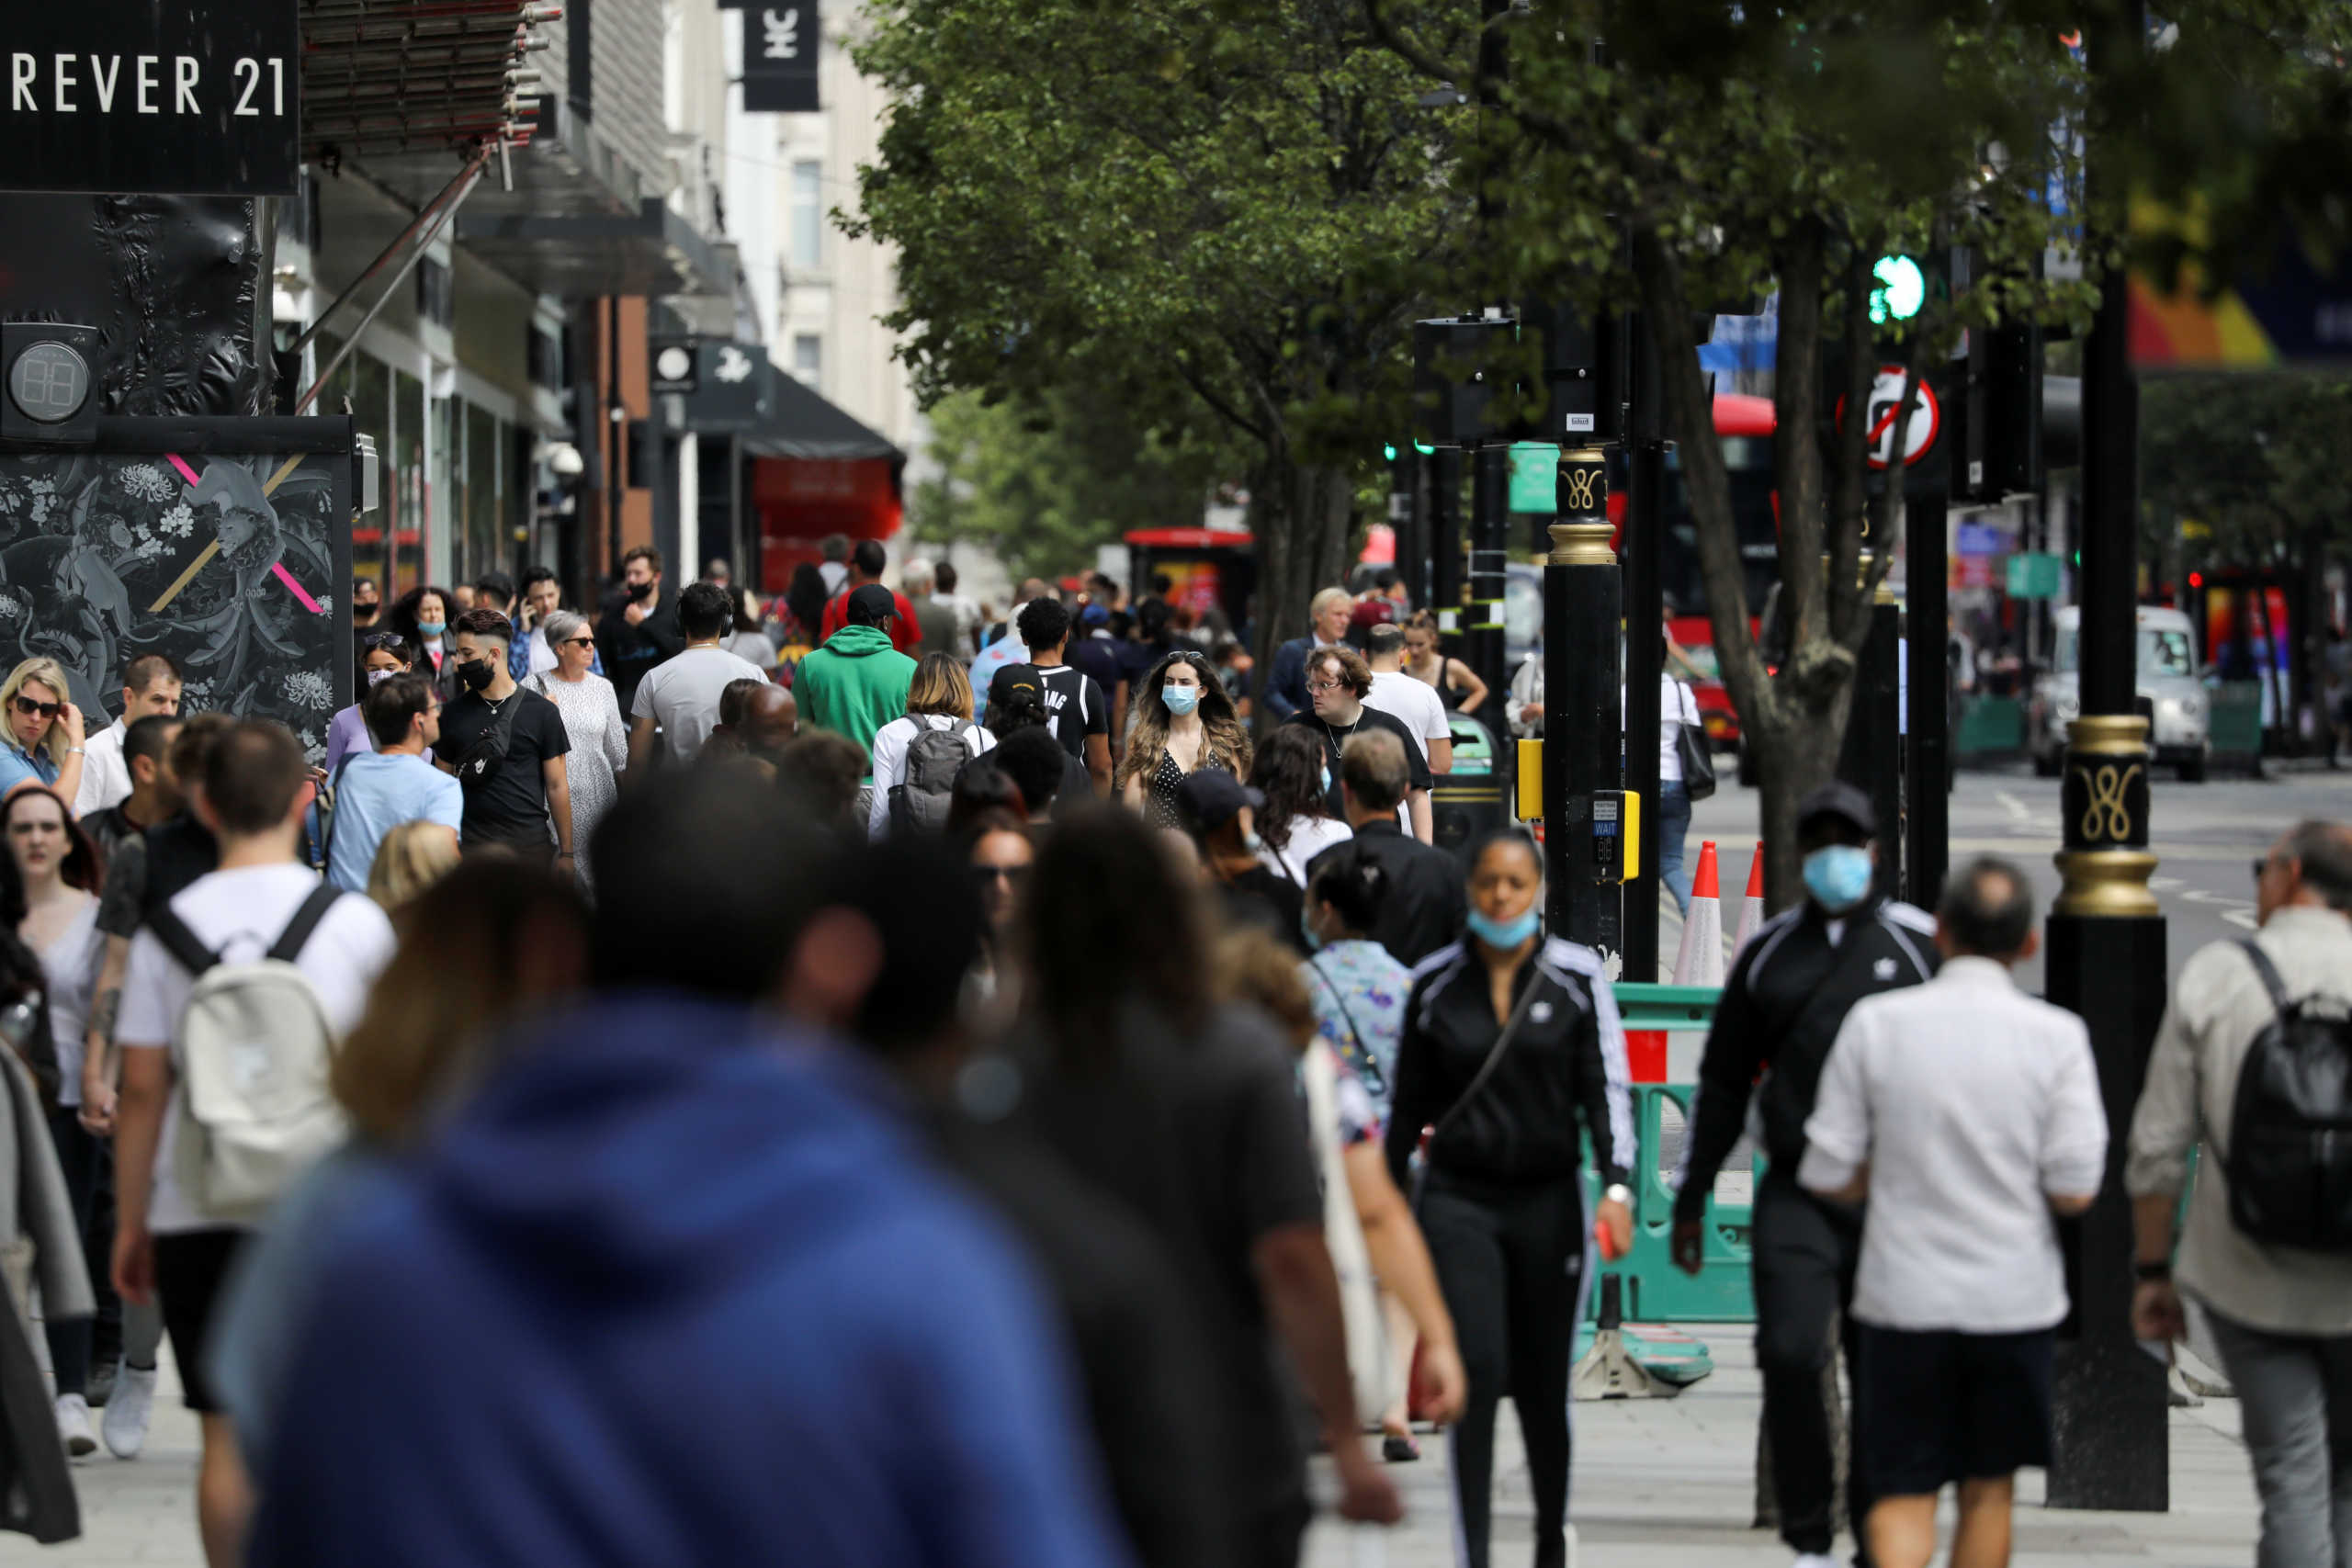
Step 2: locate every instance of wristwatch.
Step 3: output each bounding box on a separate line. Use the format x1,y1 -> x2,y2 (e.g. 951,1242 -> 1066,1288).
2134,1259 -> 2173,1282
1602,1183 -> 1634,1208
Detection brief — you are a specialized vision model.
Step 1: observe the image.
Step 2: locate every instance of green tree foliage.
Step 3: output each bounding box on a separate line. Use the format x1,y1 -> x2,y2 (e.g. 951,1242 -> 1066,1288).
2142,372 -> 2352,569
848,0 -> 1465,683
909,389 -> 1238,585
1367,0 -> 2349,902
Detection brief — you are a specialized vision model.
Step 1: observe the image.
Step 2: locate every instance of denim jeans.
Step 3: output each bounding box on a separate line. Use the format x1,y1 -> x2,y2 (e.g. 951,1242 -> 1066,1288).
2207,1307 -> 2352,1567
1658,780 -> 1693,916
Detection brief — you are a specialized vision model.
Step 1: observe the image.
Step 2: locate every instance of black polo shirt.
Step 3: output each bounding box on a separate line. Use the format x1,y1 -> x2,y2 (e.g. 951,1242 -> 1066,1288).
1283,706 -> 1431,825
1306,819 -> 1464,967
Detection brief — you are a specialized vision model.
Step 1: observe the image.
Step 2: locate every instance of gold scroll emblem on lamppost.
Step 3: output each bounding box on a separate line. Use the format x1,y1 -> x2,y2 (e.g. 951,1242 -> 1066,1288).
2053,714 -> 2159,919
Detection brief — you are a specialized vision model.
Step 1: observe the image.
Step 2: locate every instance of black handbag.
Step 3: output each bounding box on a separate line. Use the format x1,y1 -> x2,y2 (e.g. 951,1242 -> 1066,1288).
1674,682 -> 1717,801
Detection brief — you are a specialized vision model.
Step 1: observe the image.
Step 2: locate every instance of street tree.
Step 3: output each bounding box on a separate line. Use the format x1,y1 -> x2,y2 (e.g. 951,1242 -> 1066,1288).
848,0 -> 1465,698
910,389 -> 1239,587
1368,0 -> 2347,903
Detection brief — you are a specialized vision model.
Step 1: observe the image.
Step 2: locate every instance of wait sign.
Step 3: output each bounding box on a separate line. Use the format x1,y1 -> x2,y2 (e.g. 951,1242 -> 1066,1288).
5,0 -> 299,196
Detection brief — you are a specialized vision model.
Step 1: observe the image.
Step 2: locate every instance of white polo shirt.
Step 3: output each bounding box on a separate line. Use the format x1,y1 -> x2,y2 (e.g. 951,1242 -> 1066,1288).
1799,955 -> 2109,1333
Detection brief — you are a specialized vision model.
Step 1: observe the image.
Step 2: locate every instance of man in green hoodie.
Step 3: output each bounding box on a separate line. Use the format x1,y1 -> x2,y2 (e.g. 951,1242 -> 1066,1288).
797,584 -> 919,763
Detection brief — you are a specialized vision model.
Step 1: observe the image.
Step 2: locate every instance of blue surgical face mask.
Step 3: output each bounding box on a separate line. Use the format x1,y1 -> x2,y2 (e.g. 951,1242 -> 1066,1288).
1320,765 -> 1333,795
1466,908 -> 1541,950
1300,908 -> 1326,952
415,620 -> 447,640
1242,828 -> 1262,853
1803,844 -> 1875,912
1162,685 -> 1200,716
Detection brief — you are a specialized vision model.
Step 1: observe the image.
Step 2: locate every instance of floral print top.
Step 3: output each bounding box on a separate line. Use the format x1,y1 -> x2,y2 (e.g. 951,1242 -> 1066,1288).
1300,938 -> 1412,1118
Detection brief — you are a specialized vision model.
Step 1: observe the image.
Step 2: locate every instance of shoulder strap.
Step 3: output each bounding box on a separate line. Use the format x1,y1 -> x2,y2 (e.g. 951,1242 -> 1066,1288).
1430,964 -> 1549,1144
145,903 -> 219,977
318,753 -> 358,857
267,885 -> 345,964
2236,938 -> 2293,1012
1306,957 -> 1387,1097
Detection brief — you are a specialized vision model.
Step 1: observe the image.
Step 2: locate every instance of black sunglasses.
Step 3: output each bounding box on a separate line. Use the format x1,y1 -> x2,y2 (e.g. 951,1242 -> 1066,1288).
2253,856 -> 2272,884
562,637 -> 595,649
11,696 -> 60,720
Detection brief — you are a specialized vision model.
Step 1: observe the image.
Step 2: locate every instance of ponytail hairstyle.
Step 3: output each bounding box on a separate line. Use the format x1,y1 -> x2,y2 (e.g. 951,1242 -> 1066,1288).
1306,840 -> 1389,940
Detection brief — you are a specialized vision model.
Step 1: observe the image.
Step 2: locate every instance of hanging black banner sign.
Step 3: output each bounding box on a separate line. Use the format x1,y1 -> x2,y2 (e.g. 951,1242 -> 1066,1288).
741,2 -> 820,113
3,0 -> 300,196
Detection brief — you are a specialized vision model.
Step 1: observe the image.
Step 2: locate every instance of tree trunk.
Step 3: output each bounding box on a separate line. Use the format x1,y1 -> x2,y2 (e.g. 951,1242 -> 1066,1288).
1248,455 -> 1356,735
1632,229 -> 1862,909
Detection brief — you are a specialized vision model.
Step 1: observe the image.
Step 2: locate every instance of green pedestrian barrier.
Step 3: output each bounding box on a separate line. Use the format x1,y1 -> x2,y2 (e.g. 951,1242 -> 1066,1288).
2209,681 -> 2264,765
1955,694 -> 2025,757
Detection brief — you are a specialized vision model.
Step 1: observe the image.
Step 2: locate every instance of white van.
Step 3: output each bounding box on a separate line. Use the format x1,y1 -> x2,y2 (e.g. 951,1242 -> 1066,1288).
2030,605 -> 2211,781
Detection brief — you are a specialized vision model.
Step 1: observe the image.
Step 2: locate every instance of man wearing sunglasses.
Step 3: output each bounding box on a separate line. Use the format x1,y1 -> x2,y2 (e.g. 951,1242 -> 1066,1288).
74,654 -> 184,818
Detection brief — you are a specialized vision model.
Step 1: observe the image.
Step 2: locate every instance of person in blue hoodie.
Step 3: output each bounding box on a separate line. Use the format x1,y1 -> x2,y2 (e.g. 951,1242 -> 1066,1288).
244,770 -> 1136,1568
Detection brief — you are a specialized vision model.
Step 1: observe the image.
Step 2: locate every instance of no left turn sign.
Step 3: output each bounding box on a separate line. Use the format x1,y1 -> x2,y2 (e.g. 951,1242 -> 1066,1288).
1836,366 -> 1940,470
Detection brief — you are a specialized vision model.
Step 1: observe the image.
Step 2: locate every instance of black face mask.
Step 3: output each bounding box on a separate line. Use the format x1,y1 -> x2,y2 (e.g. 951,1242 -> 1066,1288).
628,579 -> 656,602
458,660 -> 496,693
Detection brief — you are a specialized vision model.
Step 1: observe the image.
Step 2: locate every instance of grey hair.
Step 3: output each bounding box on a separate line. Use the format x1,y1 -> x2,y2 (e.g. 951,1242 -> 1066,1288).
901,561 -> 936,596
540,609 -> 589,652
2283,820 -> 2352,913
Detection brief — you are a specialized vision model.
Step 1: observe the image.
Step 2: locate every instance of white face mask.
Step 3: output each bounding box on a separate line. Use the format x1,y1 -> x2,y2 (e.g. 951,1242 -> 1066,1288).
366,668 -> 401,688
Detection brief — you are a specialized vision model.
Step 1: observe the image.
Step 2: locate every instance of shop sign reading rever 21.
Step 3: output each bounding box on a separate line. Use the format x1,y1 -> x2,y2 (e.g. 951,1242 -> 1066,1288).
5,0 -> 300,197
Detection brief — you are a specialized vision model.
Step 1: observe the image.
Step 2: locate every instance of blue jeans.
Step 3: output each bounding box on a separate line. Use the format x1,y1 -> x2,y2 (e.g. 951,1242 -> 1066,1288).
1658,780 -> 1692,916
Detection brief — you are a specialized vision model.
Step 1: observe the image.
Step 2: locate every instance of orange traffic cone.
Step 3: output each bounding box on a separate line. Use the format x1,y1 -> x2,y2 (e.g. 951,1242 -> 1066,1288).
1671,840 -> 1725,987
1730,842 -> 1767,964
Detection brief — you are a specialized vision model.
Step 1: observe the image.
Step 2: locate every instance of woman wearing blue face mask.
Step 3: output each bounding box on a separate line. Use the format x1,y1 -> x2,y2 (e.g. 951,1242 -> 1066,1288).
1116,650 -> 1251,830
1384,829 -> 1637,1568
390,586 -> 461,705
1250,726 -> 1352,887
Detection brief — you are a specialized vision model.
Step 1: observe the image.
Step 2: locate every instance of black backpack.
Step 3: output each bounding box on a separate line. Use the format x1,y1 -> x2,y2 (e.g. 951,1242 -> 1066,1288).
2226,941 -> 2352,1250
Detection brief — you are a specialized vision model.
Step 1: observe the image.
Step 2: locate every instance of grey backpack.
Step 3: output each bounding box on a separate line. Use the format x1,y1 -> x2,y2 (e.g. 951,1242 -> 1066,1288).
890,718 -> 973,833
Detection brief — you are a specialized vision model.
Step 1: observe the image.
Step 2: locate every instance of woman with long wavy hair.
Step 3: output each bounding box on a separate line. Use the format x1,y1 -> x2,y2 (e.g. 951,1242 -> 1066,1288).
1250,725 -> 1351,886
1115,649 -> 1250,830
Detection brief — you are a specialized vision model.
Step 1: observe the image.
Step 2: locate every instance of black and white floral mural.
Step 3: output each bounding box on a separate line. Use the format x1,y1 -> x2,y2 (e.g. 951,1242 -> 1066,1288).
0,449 -> 347,761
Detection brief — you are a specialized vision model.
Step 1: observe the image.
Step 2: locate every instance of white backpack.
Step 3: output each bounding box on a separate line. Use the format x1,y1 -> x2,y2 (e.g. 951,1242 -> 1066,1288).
146,886 -> 349,1223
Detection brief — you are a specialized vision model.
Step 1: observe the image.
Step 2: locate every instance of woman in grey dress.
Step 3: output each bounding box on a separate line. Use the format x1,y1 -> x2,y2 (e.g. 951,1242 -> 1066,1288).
526,610 -> 628,892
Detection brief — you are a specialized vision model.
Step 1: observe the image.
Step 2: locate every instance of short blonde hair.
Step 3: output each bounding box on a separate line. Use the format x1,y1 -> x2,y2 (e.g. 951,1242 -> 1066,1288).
906,652 -> 974,720
1310,587 -> 1354,620
368,820 -> 461,910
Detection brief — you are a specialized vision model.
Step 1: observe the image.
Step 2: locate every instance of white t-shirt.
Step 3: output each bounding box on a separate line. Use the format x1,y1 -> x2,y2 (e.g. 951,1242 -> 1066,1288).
1363,671 -> 1450,769
1258,816 -> 1352,888
867,714 -> 996,840
629,645 -> 772,765
1798,956 -> 2109,1333
36,900 -> 104,1107
74,719 -> 133,817
1623,676 -> 1703,784
117,863 -> 397,1235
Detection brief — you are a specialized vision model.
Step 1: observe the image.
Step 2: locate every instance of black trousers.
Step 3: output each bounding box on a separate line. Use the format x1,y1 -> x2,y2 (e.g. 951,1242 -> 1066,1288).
1420,1169 -> 1589,1568
1751,1168 -> 1871,1560
42,1106 -> 97,1398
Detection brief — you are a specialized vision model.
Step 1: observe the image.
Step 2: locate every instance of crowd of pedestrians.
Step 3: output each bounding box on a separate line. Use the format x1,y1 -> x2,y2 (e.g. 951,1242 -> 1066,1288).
0,544 -> 2341,1568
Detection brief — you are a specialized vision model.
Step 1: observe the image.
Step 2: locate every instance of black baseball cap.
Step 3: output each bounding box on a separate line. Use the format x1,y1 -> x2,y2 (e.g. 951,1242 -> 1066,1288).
846,583 -> 899,625
1796,780 -> 1875,838
1173,769 -> 1264,835
989,661 -> 1044,708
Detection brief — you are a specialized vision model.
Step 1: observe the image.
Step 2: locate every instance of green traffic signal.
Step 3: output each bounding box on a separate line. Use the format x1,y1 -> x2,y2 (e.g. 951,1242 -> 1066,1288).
1870,254 -> 1926,325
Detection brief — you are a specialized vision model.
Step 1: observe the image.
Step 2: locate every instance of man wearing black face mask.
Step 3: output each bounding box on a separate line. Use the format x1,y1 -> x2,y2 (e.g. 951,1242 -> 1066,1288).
1668,781 -> 1939,1568
596,547 -> 685,715
437,609 -> 575,869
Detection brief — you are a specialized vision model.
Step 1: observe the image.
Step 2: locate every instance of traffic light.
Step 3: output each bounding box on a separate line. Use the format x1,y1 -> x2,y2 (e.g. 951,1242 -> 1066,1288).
1869,255 -> 1927,325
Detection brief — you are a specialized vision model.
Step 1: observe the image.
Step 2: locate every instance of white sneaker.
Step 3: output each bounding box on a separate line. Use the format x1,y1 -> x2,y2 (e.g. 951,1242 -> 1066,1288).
54,1393 -> 96,1458
101,1362 -> 157,1460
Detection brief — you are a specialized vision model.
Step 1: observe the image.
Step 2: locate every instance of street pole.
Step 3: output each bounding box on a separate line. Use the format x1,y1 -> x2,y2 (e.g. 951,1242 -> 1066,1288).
1390,446 -> 1427,611
1467,444 -> 1512,738
2045,0 -> 2167,1514
1544,447 -> 1623,957
1905,474 -> 1951,908
1838,562 -> 1904,897
1621,315 -> 1667,979
1430,446 -> 1464,638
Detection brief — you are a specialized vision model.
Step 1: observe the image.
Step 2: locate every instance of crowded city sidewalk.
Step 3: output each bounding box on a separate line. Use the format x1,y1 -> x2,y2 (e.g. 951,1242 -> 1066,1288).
6,1330 -> 2261,1568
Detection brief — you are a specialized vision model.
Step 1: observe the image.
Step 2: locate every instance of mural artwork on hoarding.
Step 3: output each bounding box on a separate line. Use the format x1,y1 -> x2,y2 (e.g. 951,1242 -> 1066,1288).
0,448 -> 349,759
